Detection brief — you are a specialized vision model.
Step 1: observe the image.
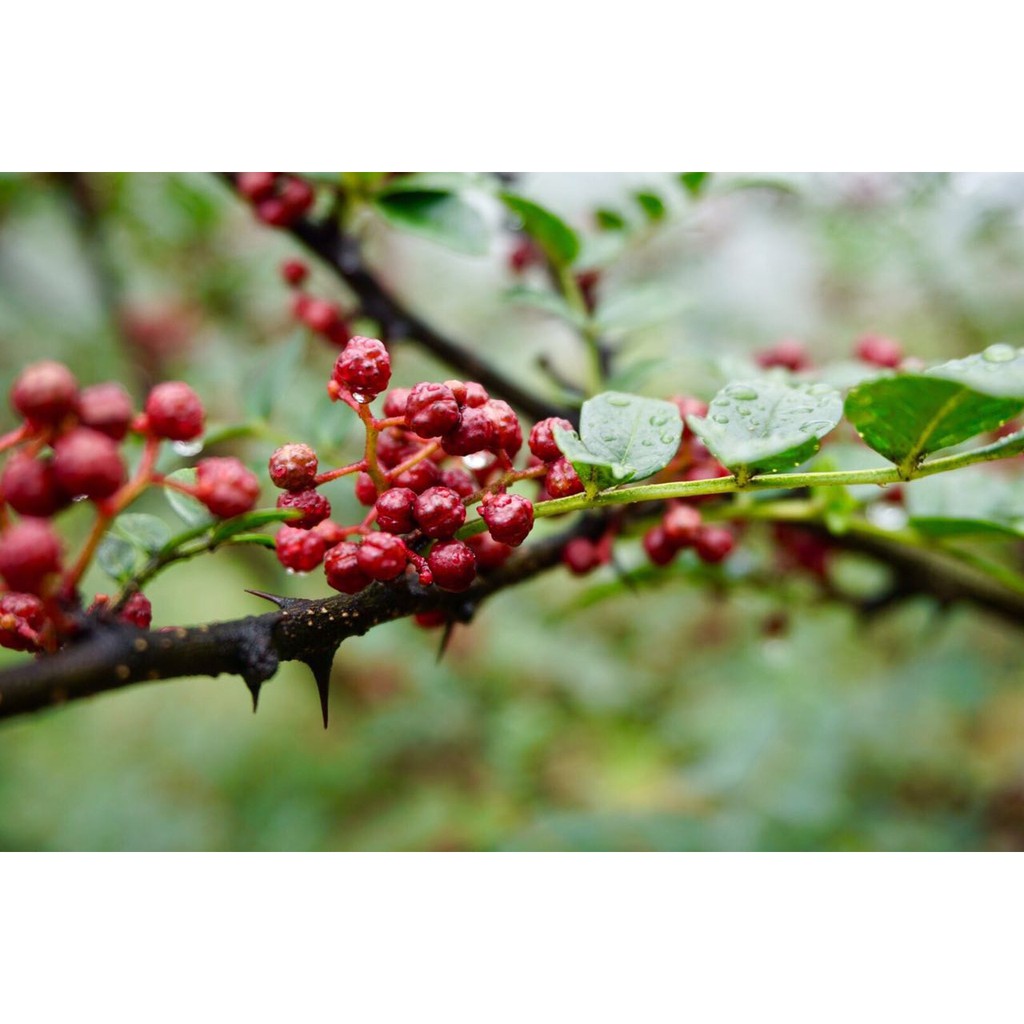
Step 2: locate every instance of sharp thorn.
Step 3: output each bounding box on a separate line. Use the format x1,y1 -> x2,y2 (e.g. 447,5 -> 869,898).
303,651 -> 336,729
245,589 -> 290,607
436,620 -> 456,663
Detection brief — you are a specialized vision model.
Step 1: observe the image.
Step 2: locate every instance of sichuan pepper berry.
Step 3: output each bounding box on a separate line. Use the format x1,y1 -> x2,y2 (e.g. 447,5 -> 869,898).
428,539 -> 477,591
332,336 -> 391,400
0,518 -> 62,593
275,487 -> 330,529
52,428 -> 126,501
195,457 -> 260,519
268,443 -> 318,491
324,542 -> 371,594
276,524 -> 327,573
144,381 -> 205,441
479,492 -> 534,547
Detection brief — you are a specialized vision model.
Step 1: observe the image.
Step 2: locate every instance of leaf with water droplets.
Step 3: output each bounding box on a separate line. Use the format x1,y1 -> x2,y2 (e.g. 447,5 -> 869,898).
553,391 -> 683,493
845,346 -> 1024,475
688,379 -> 842,479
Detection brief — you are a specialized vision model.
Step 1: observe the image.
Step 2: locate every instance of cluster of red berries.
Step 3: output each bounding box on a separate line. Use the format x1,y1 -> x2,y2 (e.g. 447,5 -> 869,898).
0,362 -> 261,652
236,173 -> 315,228
271,335 -> 546,602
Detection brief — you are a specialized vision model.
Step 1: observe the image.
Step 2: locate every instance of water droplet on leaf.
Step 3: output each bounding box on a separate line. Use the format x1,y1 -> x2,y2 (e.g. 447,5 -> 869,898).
983,343 -> 1016,363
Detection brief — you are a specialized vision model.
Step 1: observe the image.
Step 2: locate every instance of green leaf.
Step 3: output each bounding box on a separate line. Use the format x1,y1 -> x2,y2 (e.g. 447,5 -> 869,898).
926,343 -> 1024,397
97,535 -> 140,582
688,379 -> 843,480
499,193 -> 579,267
845,356 -> 1024,475
634,191 -> 666,221
163,468 -> 213,527
503,285 -> 586,327
372,172 -> 478,194
210,507 -> 300,544
114,513 -> 172,554
553,391 -> 683,494
373,190 -> 488,255
906,467 -> 1024,538
594,284 -> 688,338
678,173 -> 710,198
595,208 -> 627,231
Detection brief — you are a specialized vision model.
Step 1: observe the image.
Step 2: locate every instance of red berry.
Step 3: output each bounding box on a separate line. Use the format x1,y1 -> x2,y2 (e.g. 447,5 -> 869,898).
463,383 -> 489,408
0,519 -> 62,593
312,519 -> 347,549
405,382 -> 461,437
375,429 -> 415,469
357,533 -> 409,581
413,486 -> 466,539
428,539 -> 477,591
276,524 -> 327,573
301,299 -> 342,335
53,428 -> 126,501
391,459 -> 440,494
268,443 -> 318,491
441,406 -> 498,456
332,336 -> 391,401
563,537 -> 601,575
382,388 -> 411,418
354,472 -> 378,506
529,417 -> 575,463
255,197 -> 294,227
144,381 -> 204,441
10,360 -> 78,426
856,334 -> 903,368
375,487 -> 418,534
280,259 -> 309,287
643,526 -> 678,566
324,542 -> 371,594
1,453 -> 67,517
545,458 -> 584,498
479,492 -> 533,547
77,382 -> 134,441
279,176 -> 314,217
195,457 -> 260,518
482,400 -> 522,456
237,172 -> 276,201
414,610 -> 447,629
0,591 -> 47,651
756,339 -> 810,372
439,467 -> 476,498
275,487 -> 329,529
694,525 -> 735,564
119,591 -> 152,629
663,504 -> 702,546
467,532 -> 513,570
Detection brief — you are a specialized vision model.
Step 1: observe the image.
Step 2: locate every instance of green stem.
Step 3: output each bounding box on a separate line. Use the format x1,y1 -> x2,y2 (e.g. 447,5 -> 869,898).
459,430 -> 1024,537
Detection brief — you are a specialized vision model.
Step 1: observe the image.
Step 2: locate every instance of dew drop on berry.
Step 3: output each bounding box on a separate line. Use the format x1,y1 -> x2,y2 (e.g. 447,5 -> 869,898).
463,452 -> 491,470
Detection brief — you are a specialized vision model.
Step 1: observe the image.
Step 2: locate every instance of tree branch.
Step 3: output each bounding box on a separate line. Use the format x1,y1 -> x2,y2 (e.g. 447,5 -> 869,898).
0,515 -> 607,722
220,173 -> 572,424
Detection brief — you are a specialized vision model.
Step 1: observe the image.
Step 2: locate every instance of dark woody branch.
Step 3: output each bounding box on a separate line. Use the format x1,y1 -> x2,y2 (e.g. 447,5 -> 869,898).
220,173 -> 572,425
0,515 -> 608,723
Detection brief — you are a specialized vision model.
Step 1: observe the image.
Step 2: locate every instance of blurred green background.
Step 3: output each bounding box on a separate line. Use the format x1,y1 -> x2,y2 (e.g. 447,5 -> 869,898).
2,172 -> 1024,851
